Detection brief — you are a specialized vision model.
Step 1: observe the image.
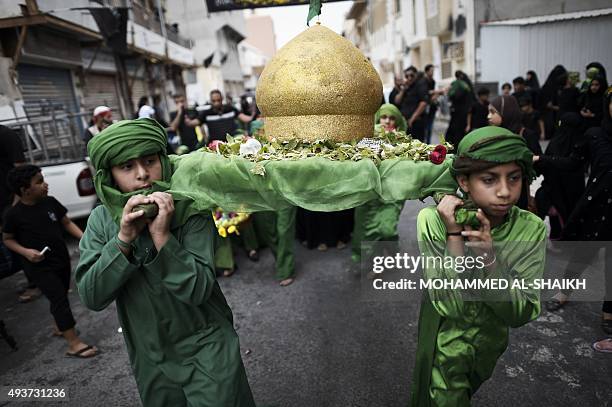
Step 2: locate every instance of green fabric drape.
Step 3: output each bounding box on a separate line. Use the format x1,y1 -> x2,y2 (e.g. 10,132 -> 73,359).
168,152 -> 457,213
88,119 -> 457,223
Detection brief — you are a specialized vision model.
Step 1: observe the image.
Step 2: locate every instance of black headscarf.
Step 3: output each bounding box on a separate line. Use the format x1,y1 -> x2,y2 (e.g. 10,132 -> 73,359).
545,112 -> 583,157
526,70 -> 540,90
539,65 -> 567,110
580,75 -> 606,122
490,95 -> 522,134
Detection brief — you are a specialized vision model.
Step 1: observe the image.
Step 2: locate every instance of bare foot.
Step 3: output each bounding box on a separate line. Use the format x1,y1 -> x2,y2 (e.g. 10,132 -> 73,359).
223,269 -> 235,277
592,338 -> 612,353
336,241 -> 347,250
279,278 -> 294,287
317,243 -> 328,251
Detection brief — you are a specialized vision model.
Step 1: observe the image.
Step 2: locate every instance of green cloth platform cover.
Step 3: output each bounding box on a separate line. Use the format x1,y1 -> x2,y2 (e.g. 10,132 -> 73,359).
167,152 -> 457,213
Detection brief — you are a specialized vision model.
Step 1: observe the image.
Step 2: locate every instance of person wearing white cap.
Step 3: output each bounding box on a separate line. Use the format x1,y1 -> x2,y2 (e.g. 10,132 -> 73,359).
83,106 -> 112,144
137,104 -> 156,119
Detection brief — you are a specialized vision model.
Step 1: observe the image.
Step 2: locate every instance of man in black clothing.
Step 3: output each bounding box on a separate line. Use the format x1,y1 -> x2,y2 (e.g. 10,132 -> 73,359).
169,94 -> 200,151
466,87 -> 490,132
394,66 -> 429,141
424,64 -> 440,144
185,89 -> 255,144
388,75 -> 403,108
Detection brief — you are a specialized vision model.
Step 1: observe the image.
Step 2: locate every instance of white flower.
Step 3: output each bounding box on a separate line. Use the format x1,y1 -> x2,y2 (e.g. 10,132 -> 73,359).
239,138 -> 262,156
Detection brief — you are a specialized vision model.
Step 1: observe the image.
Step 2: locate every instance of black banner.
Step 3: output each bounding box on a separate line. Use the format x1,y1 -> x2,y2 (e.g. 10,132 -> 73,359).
206,0 -> 348,13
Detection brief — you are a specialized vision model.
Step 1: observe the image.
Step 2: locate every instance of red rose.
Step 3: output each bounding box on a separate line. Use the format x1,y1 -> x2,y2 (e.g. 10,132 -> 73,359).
429,145 -> 447,164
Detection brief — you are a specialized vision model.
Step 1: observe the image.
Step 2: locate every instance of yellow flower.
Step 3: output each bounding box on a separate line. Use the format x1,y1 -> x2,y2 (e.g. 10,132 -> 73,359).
218,227 -> 227,238
228,225 -> 238,235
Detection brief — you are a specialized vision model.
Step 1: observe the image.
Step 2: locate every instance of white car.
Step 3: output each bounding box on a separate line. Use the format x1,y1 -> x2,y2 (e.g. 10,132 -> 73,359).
41,160 -> 97,220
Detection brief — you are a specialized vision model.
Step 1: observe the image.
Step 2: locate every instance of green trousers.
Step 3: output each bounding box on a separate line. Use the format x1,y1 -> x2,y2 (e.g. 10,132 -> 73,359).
252,207 -> 296,280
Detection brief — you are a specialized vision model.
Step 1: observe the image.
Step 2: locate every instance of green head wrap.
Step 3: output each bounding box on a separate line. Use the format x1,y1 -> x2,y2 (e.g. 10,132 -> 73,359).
88,118 -> 195,227
450,126 -> 536,181
374,103 -> 407,133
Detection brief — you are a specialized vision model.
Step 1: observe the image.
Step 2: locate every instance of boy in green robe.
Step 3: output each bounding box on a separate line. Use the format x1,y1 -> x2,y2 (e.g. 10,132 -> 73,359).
351,104 -> 407,264
75,119 -> 255,407
411,126 -> 546,406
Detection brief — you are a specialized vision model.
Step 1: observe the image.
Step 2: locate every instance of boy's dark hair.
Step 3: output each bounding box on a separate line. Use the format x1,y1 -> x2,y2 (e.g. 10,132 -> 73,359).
7,164 -> 41,196
477,87 -> 490,96
210,89 -> 223,98
424,64 -> 434,72
518,95 -> 533,107
513,76 -> 525,85
501,82 -> 512,90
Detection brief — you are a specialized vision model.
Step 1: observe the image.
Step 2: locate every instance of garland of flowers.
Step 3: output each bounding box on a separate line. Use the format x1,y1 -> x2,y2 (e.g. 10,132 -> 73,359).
203,127 -> 450,177
212,208 -> 250,237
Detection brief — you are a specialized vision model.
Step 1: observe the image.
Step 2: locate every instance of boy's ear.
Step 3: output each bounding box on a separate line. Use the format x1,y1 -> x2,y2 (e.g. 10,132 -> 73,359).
456,174 -> 470,194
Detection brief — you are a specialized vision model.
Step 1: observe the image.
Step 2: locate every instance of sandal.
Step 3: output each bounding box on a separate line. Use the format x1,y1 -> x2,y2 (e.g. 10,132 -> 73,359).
592,338 -> 612,353
602,319 -> 612,335
66,345 -> 98,358
545,298 -> 566,312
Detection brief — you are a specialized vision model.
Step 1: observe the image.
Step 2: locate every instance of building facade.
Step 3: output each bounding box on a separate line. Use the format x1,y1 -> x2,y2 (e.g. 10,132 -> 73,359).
343,0 -> 611,89
165,0 -> 247,106
0,0 -> 194,124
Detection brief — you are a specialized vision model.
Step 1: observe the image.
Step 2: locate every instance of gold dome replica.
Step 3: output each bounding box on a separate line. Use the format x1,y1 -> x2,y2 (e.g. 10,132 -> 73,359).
256,24 -> 383,142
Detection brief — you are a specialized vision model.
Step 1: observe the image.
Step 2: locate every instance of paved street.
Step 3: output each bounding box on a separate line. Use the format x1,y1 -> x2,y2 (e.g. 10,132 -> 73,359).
1,193 -> 611,406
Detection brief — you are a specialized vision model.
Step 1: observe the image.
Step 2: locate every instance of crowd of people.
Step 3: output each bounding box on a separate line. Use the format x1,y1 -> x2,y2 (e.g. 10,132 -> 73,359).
1,58 -> 611,405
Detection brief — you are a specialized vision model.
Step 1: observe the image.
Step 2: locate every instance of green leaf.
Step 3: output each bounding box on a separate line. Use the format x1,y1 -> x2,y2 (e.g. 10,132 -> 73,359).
307,0 -> 322,26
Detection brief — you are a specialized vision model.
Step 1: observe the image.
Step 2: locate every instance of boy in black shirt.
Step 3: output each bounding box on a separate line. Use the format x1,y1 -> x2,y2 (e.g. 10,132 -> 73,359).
2,165 -> 98,358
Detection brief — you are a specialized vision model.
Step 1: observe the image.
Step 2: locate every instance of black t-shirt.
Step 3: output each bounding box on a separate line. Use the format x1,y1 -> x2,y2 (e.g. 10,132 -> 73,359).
2,196 -> 70,272
0,125 -> 25,213
470,100 -> 489,129
398,81 -> 428,121
198,105 -> 240,142
170,110 -> 199,151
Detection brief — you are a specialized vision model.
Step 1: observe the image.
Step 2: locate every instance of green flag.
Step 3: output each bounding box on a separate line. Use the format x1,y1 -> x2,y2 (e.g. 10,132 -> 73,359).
307,0 -> 322,26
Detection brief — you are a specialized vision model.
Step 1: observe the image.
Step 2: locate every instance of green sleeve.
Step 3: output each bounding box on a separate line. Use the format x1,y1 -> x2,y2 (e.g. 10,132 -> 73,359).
416,206 -> 466,320
144,214 -> 217,306
75,207 -> 139,311
481,224 -> 546,328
